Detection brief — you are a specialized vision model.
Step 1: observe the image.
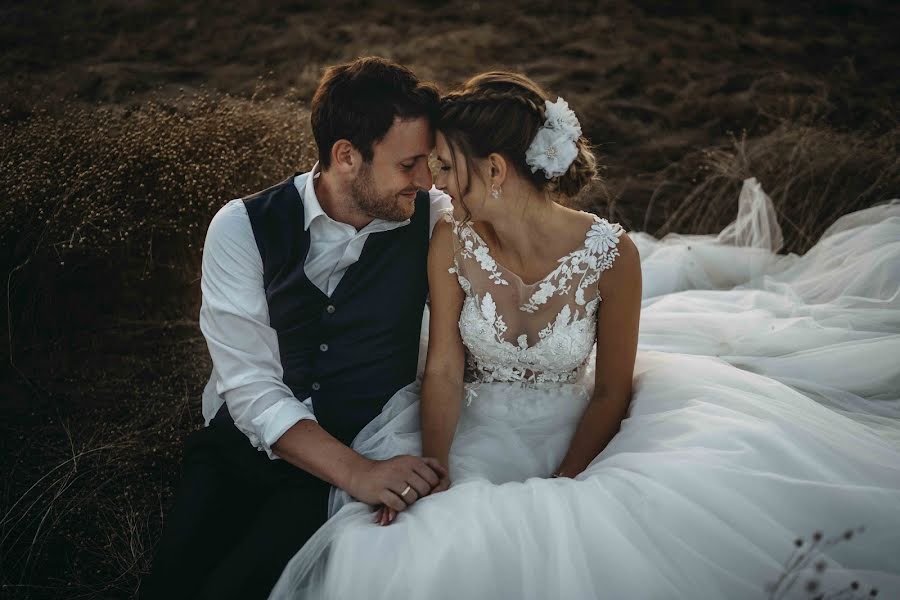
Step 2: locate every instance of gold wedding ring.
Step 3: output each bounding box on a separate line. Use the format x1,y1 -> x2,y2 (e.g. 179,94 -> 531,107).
400,485 -> 412,497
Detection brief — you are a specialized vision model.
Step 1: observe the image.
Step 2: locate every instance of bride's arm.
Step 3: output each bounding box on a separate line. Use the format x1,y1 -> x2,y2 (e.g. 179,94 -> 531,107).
554,232 -> 642,477
420,217 -> 466,469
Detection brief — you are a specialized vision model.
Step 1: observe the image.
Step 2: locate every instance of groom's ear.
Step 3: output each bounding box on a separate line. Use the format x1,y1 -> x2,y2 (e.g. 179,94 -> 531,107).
331,139 -> 361,174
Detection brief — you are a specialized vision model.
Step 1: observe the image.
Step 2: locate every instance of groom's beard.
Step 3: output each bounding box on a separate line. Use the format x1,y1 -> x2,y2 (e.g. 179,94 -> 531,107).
350,162 -> 416,222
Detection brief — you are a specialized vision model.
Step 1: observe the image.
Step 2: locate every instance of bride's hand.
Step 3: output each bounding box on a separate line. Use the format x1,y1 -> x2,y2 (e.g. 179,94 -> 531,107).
372,504 -> 396,525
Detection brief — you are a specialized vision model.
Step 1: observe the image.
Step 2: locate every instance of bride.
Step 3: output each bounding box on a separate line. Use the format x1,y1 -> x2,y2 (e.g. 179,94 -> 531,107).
269,73 -> 900,599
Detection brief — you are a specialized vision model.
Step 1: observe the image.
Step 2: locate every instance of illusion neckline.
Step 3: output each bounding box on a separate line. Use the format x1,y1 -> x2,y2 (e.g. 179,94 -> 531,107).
464,212 -> 603,288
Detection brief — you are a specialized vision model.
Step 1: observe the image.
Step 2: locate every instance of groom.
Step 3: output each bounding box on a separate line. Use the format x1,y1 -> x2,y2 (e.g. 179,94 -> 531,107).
140,57 -> 450,599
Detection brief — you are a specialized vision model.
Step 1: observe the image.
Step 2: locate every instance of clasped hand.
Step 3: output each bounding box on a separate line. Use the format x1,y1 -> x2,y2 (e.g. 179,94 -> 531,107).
347,455 -> 450,526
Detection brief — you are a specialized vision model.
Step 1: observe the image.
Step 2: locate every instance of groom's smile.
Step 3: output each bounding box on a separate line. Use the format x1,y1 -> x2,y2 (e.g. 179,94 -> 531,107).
356,115 -> 434,221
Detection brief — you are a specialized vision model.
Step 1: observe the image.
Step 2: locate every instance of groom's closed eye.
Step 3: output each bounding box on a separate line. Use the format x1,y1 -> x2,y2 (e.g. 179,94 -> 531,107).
401,155 -> 429,171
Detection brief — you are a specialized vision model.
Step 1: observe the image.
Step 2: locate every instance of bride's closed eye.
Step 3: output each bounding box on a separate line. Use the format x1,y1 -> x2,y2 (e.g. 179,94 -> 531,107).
428,161 -> 451,180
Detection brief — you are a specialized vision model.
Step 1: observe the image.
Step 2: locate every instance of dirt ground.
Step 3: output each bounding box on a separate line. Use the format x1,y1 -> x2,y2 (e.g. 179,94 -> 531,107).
1,1 -> 898,598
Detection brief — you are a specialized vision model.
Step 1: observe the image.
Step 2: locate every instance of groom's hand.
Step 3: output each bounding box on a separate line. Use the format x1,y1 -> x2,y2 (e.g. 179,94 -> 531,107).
373,458 -> 451,525
348,455 -> 447,512
431,474 -> 451,494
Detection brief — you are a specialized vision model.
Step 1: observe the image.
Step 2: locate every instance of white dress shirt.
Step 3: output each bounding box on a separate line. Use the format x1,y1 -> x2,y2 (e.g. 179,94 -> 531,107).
200,163 -> 451,459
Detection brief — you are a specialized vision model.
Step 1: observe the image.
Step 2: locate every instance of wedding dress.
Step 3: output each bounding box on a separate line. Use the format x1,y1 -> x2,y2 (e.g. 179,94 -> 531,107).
270,178 -> 900,599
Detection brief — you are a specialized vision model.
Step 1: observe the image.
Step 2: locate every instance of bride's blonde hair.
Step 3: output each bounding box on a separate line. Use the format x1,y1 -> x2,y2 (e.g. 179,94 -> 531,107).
438,72 -> 598,219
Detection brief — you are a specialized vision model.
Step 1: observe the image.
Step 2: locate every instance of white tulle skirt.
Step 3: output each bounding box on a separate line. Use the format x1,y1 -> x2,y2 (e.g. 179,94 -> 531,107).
269,179 -> 900,599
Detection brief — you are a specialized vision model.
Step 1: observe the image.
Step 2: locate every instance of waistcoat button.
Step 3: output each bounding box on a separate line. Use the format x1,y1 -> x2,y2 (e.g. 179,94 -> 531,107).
326,305 -> 336,314
311,382 -> 321,391
319,343 -> 329,352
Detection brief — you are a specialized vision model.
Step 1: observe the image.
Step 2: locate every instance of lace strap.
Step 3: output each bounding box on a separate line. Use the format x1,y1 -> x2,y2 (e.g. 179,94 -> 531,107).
438,210 -> 474,295
585,215 -> 625,272
520,214 -> 624,312
441,211 -> 509,287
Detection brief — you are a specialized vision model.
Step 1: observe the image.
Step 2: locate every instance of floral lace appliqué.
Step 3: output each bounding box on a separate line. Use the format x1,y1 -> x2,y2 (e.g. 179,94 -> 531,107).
521,217 -> 623,313
441,209 -> 624,405
458,293 -> 598,404
447,213 -> 509,287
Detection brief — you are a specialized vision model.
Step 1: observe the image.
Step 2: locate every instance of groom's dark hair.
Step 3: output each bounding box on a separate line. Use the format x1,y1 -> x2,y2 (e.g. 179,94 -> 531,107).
310,56 -> 440,170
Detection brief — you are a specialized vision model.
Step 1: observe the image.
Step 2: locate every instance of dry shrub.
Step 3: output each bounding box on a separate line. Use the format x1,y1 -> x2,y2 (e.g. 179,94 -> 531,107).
0,91 -> 317,352
0,91 -> 317,596
646,123 -> 900,254
0,321 -> 209,599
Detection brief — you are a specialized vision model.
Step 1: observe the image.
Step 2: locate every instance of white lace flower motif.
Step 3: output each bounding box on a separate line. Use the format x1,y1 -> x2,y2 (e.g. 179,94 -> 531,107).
471,243 -> 508,286
516,334 -> 529,350
575,286 -> 585,306
585,220 -> 622,255
480,293 -> 497,323
472,245 -> 493,268
525,97 -> 582,179
522,279 -> 558,313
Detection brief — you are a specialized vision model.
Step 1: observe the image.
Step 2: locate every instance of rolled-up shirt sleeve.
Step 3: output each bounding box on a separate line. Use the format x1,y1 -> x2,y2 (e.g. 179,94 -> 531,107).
199,199 -> 316,459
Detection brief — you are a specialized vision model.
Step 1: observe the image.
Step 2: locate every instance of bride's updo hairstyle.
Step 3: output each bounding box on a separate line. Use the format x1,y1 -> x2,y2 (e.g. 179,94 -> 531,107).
438,72 -> 597,220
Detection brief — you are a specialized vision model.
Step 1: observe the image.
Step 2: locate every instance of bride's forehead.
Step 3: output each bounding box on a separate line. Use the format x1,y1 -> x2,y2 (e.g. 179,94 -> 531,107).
434,133 -> 465,166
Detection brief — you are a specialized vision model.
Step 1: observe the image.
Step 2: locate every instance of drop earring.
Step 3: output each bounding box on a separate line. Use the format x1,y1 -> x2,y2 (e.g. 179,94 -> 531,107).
491,184 -> 502,200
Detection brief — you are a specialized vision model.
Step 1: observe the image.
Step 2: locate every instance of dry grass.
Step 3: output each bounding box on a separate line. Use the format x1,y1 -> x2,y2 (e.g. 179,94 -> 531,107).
766,527 -> 879,600
641,123 -> 900,254
1,321 -> 208,599
0,89 -> 317,349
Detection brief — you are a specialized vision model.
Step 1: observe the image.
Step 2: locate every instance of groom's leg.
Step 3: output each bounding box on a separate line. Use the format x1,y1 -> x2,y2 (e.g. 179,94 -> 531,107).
139,425 -> 258,600
197,475 -> 332,600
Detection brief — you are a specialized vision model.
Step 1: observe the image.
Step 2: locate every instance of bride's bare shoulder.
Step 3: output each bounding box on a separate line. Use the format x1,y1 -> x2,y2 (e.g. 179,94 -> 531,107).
561,206 -> 599,229
427,213 -> 460,277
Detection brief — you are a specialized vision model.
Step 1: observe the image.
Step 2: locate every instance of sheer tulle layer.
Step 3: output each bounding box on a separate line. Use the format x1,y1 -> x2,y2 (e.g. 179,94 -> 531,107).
270,179 -> 900,599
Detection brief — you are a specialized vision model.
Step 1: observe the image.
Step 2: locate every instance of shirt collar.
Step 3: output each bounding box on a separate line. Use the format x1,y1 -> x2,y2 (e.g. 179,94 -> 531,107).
301,162 -> 326,232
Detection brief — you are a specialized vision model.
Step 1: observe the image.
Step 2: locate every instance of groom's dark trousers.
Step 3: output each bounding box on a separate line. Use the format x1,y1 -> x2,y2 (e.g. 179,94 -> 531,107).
138,405 -> 331,600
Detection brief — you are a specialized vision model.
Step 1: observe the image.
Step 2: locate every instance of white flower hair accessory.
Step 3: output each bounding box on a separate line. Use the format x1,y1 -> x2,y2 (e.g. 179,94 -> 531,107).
524,97 -> 583,179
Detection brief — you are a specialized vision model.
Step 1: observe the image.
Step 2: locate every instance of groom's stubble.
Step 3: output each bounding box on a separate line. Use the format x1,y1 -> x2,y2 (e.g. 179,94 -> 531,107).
350,161 -> 417,222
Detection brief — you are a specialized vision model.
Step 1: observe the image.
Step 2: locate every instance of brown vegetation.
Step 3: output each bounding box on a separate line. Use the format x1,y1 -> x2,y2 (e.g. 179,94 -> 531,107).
1,1 -> 898,598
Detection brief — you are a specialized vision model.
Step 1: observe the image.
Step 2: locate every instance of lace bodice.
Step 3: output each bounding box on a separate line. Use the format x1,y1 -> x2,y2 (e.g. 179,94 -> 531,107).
441,209 -> 624,403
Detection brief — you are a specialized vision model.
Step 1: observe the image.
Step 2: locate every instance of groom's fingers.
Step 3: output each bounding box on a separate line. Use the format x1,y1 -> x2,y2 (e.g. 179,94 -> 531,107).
412,462 -> 440,489
421,457 -> 449,479
380,490 -> 407,512
390,479 -> 421,507
404,472 -> 432,499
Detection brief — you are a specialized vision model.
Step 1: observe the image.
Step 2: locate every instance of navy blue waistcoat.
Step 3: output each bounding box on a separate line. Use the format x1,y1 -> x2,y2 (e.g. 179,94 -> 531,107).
231,174 -> 430,447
